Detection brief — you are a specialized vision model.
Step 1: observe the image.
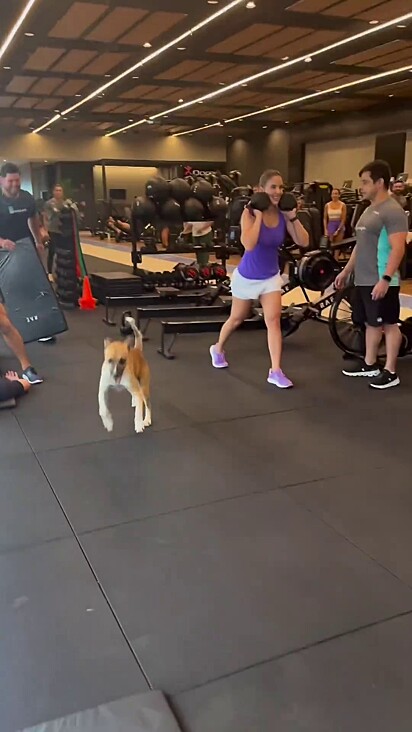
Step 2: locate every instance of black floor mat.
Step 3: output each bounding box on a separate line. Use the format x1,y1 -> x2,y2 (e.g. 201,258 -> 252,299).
2,306 -> 412,731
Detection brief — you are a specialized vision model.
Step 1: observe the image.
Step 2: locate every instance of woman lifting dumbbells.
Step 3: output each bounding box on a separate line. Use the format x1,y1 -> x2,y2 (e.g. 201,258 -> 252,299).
209,169 -> 309,388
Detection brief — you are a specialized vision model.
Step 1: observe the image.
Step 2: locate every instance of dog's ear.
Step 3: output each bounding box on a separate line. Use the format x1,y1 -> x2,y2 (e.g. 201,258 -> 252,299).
125,335 -> 134,350
104,337 -> 113,350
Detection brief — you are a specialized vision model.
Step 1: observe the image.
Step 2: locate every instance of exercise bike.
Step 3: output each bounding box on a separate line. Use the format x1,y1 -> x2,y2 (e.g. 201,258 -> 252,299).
272,245 -> 346,339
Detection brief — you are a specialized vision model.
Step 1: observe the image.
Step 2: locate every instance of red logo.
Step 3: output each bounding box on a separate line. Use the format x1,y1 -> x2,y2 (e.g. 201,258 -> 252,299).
183,165 -> 193,177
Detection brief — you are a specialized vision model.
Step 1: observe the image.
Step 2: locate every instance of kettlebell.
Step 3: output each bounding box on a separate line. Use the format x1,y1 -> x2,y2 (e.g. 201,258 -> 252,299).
278,192 -> 297,212
248,192 -> 271,212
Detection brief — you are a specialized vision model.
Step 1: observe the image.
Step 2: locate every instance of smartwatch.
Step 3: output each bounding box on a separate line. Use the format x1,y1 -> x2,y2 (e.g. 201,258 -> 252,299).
383,275 -> 392,283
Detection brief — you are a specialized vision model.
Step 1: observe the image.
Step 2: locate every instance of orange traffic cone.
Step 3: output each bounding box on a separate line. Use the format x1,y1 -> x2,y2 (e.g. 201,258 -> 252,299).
78,275 -> 97,310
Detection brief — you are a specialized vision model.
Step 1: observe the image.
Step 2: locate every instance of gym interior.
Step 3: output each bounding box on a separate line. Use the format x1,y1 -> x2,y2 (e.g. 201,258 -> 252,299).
1,0 -> 412,730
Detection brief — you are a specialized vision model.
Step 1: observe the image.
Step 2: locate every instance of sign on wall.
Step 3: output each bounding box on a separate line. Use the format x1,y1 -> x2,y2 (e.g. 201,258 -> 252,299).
179,163 -> 226,178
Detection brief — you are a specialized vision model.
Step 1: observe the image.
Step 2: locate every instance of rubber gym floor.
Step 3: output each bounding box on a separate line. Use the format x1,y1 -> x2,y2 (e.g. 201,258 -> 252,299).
2,253 -> 412,732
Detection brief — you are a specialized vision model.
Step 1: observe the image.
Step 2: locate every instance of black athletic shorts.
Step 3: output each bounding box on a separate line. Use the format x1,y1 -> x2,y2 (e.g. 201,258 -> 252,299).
353,285 -> 400,327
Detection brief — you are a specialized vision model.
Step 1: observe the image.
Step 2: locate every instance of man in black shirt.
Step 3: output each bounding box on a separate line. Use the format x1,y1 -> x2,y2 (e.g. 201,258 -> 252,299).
0,162 -> 43,384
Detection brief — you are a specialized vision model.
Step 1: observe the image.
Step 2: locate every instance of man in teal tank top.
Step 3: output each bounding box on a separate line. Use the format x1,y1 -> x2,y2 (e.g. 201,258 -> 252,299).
335,159 -> 408,389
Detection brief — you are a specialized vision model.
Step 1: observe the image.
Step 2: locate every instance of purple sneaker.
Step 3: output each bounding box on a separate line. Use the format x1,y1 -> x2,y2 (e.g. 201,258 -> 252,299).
267,368 -> 293,389
210,345 -> 228,369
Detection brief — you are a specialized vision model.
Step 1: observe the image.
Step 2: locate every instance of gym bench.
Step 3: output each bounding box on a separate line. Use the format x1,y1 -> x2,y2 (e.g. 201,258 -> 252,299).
136,303 -> 231,338
158,315 -> 265,359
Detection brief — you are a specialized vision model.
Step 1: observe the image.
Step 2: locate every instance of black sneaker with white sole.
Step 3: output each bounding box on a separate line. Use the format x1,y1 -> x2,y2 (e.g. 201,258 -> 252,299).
369,369 -> 400,390
22,367 -> 43,385
342,360 -> 381,377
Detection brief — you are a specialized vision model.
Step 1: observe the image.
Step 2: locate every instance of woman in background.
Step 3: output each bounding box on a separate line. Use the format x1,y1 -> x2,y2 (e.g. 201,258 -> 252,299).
43,184 -> 79,281
179,221 -> 213,266
324,188 -> 346,244
192,221 -> 213,266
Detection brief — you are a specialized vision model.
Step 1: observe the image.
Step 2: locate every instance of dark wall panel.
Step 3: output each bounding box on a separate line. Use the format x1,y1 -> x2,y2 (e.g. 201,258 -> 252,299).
57,162 -> 96,227
374,132 -> 406,178
227,130 -> 290,186
288,142 -> 305,184
291,106 -> 412,147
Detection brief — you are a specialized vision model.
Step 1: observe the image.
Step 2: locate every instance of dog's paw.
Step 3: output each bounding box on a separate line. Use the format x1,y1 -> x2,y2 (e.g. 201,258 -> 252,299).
135,421 -> 145,434
100,413 -> 114,432
143,414 -> 152,428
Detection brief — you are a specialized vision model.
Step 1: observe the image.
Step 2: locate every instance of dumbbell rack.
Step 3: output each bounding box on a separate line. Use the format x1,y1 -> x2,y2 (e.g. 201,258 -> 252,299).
130,241 -> 237,276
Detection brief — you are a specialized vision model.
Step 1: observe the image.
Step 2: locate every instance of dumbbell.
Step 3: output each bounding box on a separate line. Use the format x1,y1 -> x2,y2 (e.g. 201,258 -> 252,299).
199,264 -> 212,280
143,272 -> 156,291
172,270 -> 185,289
157,272 -> 169,287
248,192 -> 271,212
183,266 -> 199,289
278,192 -> 298,212
248,191 -> 298,213
212,263 -> 227,281
154,271 -> 165,286
162,272 -> 175,287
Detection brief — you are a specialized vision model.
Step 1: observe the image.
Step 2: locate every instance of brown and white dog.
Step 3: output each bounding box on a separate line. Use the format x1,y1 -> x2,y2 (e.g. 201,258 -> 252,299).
98,316 -> 151,434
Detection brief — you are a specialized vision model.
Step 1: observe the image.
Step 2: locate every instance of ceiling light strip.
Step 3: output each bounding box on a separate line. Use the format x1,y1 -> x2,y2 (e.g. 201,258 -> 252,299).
0,0 -> 39,62
177,64 -> 412,134
174,122 -> 222,137
32,0 -> 244,134
224,64 -> 412,123
106,11 -> 412,137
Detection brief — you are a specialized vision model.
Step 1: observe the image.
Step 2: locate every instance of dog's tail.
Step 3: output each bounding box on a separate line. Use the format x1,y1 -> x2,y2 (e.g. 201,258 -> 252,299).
125,316 -> 143,351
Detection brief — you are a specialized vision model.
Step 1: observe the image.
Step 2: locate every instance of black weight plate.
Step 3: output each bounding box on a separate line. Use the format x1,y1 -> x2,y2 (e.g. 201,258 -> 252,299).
298,251 -> 338,291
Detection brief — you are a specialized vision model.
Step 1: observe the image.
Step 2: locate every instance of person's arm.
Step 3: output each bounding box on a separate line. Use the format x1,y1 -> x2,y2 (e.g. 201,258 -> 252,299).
240,207 -> 263,251
117,220 -> 131,233
28,213 -> 44,251
335,245 -> 357,288
42,203 -> 52,238
344,244 -> 357,274
334,202 -> 347,238
384,232 -> 407,278
372,231 -> 406,300
0,237 -> 15,250
323,203 -> 329,237
283,209 -> 310,248
70,201 -> 81,225
42,204 -> 50,231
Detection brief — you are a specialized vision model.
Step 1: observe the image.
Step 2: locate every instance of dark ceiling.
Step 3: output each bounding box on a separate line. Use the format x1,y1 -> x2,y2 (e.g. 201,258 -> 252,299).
0,0 -> 411,138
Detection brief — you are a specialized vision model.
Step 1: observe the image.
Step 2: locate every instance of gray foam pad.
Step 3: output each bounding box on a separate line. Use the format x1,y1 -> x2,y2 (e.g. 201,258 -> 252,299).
19,691 -> 182,732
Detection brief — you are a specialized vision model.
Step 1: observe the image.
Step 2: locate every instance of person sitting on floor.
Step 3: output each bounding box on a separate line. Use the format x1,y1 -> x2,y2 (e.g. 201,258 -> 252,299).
107,216 -> 131,238
0,370 -> 31,408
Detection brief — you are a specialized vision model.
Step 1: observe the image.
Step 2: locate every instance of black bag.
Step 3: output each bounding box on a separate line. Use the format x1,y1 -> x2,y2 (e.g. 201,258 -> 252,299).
0,238 -> 68,343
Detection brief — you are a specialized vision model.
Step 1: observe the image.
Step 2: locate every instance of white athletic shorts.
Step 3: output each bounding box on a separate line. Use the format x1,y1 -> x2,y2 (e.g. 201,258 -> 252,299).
231,268 -> 283,300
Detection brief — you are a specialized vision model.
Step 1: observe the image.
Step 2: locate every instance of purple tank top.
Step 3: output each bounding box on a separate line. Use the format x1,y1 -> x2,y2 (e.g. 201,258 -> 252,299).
238,216 -> 286,280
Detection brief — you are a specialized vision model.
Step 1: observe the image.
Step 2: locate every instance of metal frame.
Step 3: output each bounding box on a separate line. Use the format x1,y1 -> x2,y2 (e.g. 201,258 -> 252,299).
158,314 -> 266,359
103,290 -> 207,325
136,302 -> 230,336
